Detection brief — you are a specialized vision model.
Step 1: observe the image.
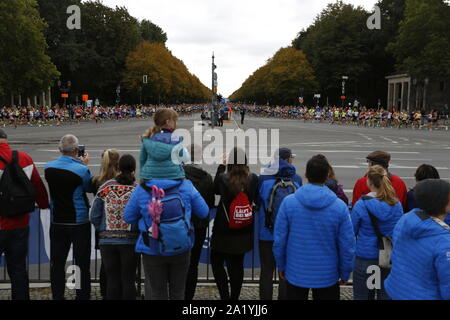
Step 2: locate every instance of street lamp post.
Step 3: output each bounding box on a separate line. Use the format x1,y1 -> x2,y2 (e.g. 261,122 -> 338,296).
341,76 -> 348,108
299,87 -> 304,107
116,84 -> 121,106
211,53 -> 218,128
58,80 -> 72,118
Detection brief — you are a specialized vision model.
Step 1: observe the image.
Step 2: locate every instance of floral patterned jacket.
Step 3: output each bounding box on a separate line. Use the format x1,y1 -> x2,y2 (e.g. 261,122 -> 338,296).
90,179 -> 139,245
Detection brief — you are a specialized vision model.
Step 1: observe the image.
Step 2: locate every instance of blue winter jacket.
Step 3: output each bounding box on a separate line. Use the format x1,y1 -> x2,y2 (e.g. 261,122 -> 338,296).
257,159 -> 302,241
124,179 -> 209,256
385,209 -> 450,300
140,131 -> 187,180
446,215 -> 450,225
273,184 -> 356,288
351,196 -> 403,259
44,156 -> 93,224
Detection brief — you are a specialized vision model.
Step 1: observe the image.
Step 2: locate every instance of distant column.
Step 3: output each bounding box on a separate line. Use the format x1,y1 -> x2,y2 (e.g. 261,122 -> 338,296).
10,93 -> 14,106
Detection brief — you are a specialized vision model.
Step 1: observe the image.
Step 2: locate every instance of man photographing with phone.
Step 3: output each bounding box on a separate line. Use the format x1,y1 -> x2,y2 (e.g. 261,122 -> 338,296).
44,134 -> 93,300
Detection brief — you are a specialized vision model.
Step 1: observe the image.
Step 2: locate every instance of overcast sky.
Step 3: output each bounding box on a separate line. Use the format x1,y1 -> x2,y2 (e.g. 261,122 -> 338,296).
100,0 -> 377,97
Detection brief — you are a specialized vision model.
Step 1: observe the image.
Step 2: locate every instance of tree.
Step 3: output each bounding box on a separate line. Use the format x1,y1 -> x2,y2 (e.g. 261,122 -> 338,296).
292,1 -> 376,106
140,19 -> 167,44
388,0 -> 450,80
229,47 -> 318,105
123,42 -> 210,104
36,0 -> 168,105
0,0 -> 59,104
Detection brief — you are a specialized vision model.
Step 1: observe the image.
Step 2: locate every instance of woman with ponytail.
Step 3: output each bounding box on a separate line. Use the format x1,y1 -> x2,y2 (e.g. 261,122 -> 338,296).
350,165 -> 403,300
90,154 -> 139,300
140,108 -> 187,181
92,149 -> 120,195
91,148 -> 120,299
210,147 -> 259,300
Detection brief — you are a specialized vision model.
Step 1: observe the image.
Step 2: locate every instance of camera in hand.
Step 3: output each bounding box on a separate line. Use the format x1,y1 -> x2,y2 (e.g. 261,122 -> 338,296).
78,145 -> 86,158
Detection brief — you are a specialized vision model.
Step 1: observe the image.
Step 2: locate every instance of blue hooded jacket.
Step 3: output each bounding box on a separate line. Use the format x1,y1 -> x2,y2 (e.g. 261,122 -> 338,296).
140,131 -> 187,180
257,159 -> 302,241
385,209 -> 450,300
273,184 -> 356,289
351,196 -> 403,259
124,179 -> 209,256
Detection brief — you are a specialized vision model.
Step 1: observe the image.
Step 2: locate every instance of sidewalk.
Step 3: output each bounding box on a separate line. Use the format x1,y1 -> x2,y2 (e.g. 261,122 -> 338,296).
0,284 -> 354,300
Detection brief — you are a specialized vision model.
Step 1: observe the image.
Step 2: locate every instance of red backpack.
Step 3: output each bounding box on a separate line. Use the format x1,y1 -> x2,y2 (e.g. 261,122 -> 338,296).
222,191 -> 253,229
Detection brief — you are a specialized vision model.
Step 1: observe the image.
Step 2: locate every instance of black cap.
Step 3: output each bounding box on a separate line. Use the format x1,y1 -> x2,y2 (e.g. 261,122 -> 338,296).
0,129 -> 7,139
278,148 -> 296,161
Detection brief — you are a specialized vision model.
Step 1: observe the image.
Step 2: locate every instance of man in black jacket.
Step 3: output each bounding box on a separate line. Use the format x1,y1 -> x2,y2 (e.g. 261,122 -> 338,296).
183,144 -> 215,300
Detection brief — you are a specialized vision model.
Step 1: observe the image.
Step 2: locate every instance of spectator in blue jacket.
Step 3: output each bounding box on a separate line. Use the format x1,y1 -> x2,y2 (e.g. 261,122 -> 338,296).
257,148 -> 302,300
90,154 -> 139,300
351,165 -> 403,300
385,179 -> 450,300
406,164 -> 440,212
273,154 -> 355,300
125,126 -> 208,300
45,134 -> 93,300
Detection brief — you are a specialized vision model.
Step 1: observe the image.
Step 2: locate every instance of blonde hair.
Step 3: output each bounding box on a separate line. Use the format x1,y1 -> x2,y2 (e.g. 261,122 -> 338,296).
143,108 -> 179,138
92,149 -> 120,187
367,165 -> 398,206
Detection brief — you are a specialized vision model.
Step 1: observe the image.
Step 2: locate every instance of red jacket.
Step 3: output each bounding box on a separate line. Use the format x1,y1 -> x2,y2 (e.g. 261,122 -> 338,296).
0,142 -> 49,230
352,174 -> 408,210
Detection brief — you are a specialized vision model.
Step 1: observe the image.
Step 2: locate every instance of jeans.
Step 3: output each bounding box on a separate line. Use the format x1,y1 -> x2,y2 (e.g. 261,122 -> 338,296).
210,249 -> 245,300
286,281 -> 340,300
100,245 -> 137,300
259,241 -> 287,300
142,251 -> 190,300
353,256 -> 390,300
185,227 -> 207,300
50,223 -> 91,300
0,228 -> 30,300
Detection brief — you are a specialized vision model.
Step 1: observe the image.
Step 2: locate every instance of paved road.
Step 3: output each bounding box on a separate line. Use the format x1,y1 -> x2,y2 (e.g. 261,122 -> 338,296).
1,114 -> 449,286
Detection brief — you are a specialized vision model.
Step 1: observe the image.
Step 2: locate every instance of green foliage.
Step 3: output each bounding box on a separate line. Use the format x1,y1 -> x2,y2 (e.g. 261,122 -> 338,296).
123,42 -> 210,104
140,19 -> 168,44
292,1 -> 376,105
388,0 -> 450,80
35,0 -> 169,104
0,0 -> 59,98
229,47 -> 318,105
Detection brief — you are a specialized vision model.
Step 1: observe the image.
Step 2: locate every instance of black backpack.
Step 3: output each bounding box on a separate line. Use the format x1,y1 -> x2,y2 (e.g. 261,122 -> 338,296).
0,151 -> 36,217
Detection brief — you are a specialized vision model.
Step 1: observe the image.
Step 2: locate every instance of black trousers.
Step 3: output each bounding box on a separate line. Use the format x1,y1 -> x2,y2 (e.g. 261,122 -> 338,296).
0,228 -> 30,300
185,227 -> 207,300
286,281 -> 340,300
259,241 -> 287,300
50,223 -> 91,300
100,244 -> 137,300
210,249 -> 245,300
241,114 -> 245,124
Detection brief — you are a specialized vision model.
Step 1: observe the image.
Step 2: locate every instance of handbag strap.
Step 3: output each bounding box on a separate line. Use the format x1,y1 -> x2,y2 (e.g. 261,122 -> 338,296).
221,201 -> 230,224
363,200 -> 385,247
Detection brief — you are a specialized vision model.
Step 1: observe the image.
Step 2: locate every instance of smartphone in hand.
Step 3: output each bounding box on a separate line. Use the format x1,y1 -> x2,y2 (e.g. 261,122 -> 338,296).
78,145 -> 86,158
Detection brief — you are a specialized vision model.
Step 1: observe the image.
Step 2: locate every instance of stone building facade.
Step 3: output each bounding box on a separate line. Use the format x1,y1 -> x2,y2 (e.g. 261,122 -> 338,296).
386,74 -> 449,112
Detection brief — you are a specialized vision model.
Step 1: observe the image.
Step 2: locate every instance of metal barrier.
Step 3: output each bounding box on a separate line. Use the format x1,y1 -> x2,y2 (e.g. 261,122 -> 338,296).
0,210 -> 267,288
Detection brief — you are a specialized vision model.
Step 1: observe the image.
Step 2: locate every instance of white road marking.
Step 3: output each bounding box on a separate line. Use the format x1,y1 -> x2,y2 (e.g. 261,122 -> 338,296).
357,134 -> 373,141
381,136 -> 399,144
38,149 -> 140,152
305,150 -> 420,154
355,158 -> 432,161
